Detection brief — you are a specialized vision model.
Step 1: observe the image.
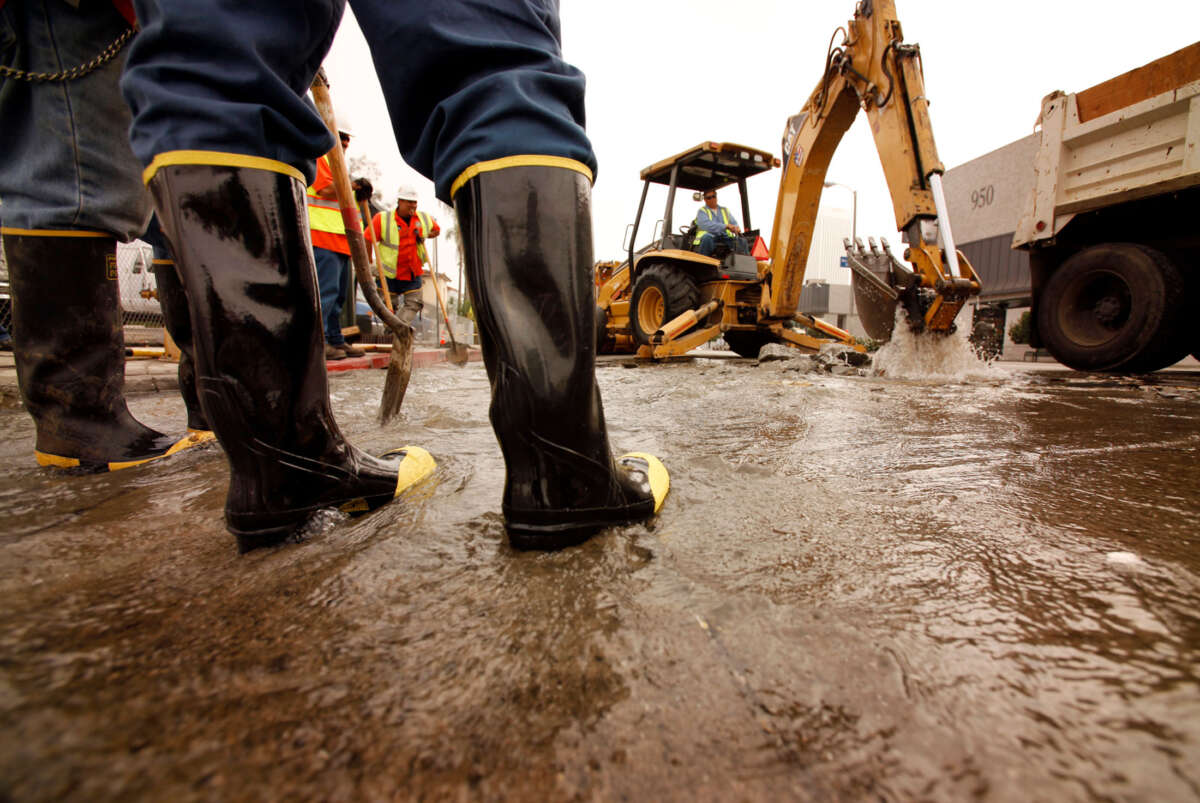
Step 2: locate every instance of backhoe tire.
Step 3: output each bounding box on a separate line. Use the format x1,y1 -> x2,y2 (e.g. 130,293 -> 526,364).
629,263 -> 700,347
1036,243 -> 1187,373
724,330 -> 773,359
595,304 -> 613,354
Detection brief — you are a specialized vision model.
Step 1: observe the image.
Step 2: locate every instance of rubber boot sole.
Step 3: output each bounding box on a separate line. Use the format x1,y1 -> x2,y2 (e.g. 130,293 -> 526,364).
504,453 -> 670,550
34,430 -> 215,473
227,445 -> 436,552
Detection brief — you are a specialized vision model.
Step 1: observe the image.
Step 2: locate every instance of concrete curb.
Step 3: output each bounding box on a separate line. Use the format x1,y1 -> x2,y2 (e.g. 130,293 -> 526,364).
0,345 -> 482,401
326,347 -> 482,373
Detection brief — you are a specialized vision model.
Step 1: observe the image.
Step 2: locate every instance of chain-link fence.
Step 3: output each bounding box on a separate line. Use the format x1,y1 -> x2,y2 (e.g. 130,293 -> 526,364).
116,240 -> 165,328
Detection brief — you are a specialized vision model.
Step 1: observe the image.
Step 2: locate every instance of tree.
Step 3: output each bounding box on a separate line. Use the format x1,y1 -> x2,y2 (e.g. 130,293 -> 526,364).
1008,310 -> 1032,344
346,155 -> 384,205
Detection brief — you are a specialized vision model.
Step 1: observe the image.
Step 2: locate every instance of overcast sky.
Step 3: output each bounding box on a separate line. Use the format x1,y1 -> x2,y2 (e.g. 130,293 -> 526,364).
326,1 -> 1200,282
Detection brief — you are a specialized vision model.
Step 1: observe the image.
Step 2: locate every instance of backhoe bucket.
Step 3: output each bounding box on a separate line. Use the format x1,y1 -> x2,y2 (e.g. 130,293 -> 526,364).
845,237 -> 913,342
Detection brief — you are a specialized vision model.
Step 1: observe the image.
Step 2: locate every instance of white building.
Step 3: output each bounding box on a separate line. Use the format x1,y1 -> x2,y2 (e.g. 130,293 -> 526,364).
796,204 -> 871,339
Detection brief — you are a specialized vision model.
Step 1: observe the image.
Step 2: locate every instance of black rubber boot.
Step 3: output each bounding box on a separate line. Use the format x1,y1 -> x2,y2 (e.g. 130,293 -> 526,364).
148,164 -> 434,552
454,164 -> 668,549
152,257 -> 209,432
4,232 -> 207,471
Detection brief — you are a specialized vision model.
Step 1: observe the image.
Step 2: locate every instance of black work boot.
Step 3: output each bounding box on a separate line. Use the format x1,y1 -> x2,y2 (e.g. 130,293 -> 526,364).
151,256 -> 210,432
454,164 -> 668,549
3,231 -> 209,471
148,164 -> 434,552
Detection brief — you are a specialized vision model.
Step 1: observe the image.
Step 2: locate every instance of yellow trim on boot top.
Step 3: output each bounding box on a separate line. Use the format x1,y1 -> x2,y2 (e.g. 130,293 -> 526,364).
449,155 -> 593,200
619,452 -> 669,513
1,228 -> 109,237
143,150 -> 306,185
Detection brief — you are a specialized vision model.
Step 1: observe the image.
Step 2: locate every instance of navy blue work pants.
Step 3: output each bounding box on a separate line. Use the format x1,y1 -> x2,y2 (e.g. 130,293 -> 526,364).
121,0 -> 597,203
386,276 -> 423,296
314,247 -> 351,345
697,233 -> 748,257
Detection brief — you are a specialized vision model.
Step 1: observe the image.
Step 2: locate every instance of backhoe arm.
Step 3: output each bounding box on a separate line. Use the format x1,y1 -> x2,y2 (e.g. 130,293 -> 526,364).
763,0 -> 979,337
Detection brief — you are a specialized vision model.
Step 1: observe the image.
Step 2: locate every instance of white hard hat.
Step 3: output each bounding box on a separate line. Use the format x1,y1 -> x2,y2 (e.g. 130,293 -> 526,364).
396,185 -> 419,202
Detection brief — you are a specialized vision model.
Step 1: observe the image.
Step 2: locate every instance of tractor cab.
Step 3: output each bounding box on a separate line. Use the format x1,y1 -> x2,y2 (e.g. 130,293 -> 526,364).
624,141 -> 778,284
596,142 -> 779,351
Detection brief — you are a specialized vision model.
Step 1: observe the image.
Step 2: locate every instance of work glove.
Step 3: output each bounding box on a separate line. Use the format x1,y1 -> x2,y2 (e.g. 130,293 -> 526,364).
352,177 -> 373,202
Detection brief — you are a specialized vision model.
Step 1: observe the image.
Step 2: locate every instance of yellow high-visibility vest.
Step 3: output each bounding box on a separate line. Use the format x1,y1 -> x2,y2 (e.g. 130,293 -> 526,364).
377,209 -> 437,279
377,212 -> 401,279
693,206 -> 733,244
415,210 -> 435,264
306,156 -> 346,238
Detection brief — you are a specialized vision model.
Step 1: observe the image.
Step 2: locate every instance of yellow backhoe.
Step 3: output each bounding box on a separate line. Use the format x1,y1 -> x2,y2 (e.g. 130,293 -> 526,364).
596,0 -> 981,358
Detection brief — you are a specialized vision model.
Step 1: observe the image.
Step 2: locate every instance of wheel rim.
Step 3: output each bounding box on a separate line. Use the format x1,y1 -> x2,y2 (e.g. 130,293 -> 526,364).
637,286 -> 665,335
1058,269 -> 1132,347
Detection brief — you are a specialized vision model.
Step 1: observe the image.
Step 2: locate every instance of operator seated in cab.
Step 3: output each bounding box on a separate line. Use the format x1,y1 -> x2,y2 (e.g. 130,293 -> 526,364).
693,189 -> 749,257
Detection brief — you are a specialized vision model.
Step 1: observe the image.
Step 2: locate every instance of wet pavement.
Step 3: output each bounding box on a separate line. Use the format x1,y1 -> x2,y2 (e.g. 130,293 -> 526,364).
1,338 -> 1199,801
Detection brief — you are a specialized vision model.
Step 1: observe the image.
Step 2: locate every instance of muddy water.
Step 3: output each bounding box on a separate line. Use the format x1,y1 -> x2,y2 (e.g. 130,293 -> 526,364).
1,349 -> 1198,801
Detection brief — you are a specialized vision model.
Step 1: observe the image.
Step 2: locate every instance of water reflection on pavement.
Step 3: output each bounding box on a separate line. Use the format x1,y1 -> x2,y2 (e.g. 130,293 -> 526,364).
1,350 -> 1198,801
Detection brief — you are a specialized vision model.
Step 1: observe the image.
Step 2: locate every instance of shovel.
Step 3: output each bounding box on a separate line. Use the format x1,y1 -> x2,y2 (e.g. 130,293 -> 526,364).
430,273 -> 469,366
310,68 -> 412,424
359,199 -> 393,314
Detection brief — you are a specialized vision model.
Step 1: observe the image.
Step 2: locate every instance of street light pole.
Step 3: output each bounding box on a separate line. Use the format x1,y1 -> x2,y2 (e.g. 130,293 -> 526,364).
823,180 -> 857,243
824,180 -> 860,319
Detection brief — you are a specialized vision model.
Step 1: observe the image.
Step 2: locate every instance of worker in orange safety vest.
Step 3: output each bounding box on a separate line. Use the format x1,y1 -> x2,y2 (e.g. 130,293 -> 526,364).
364,185 -> 440,328
307,129 -> 366,360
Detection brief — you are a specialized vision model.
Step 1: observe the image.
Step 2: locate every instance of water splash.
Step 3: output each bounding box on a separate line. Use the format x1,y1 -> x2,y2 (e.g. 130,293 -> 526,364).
872,308 -> 1005,382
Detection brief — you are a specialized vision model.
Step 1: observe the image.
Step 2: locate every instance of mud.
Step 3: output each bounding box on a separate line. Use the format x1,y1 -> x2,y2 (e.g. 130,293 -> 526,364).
1,348 -> 1198,801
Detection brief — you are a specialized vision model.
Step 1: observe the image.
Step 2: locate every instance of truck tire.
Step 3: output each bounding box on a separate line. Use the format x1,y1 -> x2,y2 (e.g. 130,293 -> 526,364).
629,263 -> 700,346
1036,243 -> 1187,372
1126,247 -> 1192,371
724,330 -> 773,358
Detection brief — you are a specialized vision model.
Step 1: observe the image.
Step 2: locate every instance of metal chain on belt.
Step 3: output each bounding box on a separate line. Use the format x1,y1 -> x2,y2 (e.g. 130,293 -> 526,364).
0,26 -> 135,83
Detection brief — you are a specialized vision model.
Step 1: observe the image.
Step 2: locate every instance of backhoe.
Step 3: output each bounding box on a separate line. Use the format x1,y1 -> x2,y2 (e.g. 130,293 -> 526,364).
596,0 -> 981,358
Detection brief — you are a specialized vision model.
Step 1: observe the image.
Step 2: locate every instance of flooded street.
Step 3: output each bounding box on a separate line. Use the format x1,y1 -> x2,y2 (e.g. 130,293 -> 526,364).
1,347 -> 1199,801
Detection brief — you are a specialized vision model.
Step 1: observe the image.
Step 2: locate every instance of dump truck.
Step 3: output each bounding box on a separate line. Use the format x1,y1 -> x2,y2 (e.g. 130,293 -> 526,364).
595,0 -> 981,359
943,42 -> 1200,371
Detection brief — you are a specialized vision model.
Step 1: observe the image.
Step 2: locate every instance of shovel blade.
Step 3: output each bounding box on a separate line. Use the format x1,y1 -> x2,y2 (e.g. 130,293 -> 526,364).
447,344 -> 469,366
379,329 -> 414,424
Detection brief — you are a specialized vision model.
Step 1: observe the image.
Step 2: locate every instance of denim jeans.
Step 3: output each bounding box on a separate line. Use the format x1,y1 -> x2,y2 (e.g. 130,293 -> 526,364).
0,2 -> 151,238
314,246 -> 350,345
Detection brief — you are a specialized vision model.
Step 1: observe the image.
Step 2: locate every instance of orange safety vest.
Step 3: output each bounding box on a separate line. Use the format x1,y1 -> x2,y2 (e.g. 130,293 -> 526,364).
306,155 -> 351,255
374,211 -> 429,281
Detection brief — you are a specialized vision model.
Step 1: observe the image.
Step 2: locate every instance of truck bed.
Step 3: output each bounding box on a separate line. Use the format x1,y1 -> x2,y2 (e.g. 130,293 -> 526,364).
1014,42 -> 1200,247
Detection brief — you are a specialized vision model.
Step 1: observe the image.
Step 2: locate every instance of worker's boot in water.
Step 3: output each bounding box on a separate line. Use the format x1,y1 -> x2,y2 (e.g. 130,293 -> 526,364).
454,164 -> 668,549
148,164 -> 434,552
3,232 -> 208,471
151,256 -> 210,433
